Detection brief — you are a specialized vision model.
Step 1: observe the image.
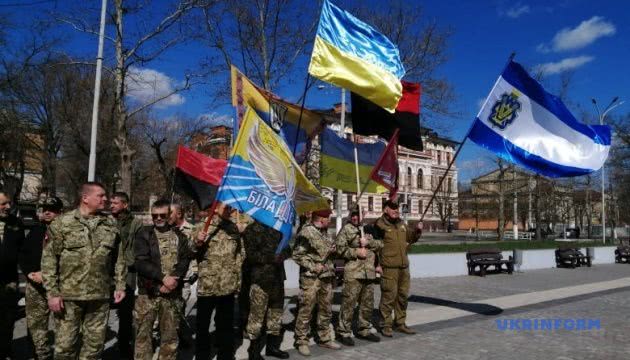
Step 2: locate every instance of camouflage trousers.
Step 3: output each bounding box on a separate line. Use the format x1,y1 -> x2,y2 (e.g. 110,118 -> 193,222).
25,281 -> 53,360
246,282 -> 284,340
0,282 -> 18,359
53,299 -> 110,360
337,278 -> 375,338
294,276 -> 334,346
134,294 -> 182,360
379,266 -> 410,329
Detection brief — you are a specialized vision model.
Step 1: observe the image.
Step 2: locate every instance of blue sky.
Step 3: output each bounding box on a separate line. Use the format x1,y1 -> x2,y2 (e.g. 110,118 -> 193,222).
3,0 -> 628,182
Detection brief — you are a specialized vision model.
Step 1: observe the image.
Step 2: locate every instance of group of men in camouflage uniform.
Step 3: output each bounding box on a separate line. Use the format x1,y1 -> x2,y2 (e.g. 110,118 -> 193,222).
291,200 -> 421,356
0,182 -> 421,360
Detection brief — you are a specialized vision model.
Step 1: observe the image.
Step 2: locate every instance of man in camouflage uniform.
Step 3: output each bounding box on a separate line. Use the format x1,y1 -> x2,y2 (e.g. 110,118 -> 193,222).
19,196 -> 63,360
335,209 -> 382,346
292,209 -> 341,356
41,182 -> 127,360
373,200 -> 421,337
243,221 -> 290,360
110,192 -> 143,358
133,199 -> 192,360
0,190 -> 25,359
192,203 -> 246,360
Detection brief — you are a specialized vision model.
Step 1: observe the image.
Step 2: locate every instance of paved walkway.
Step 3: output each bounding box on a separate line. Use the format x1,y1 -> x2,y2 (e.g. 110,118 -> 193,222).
10,264 -> 630,359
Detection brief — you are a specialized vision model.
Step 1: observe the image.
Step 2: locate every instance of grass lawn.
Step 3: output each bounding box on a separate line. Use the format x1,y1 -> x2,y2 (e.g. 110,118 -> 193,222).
409,240 -> 609,254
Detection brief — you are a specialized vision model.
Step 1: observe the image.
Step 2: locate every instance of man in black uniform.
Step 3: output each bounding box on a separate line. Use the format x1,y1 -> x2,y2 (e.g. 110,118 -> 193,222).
0,190 -> 25,359
19,196 -> 63,360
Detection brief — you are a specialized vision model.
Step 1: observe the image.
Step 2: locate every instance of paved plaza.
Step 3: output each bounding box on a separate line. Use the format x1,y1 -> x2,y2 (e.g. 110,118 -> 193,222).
10,264 -> 630,359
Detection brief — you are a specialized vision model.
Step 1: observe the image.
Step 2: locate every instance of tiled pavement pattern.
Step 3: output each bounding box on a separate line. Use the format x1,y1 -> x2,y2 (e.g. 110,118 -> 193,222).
9,264 -> 630,359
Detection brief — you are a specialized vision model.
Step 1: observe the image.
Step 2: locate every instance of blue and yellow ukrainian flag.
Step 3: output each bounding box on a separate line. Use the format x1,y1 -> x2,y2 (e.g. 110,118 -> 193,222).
320,128 -> 387,194
309,0 -> 405,113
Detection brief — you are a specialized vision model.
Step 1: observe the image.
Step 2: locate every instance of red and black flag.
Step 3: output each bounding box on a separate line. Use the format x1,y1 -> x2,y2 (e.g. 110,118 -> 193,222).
369,129 -> 400,199
174,146 -> 227,210
351,81 -> 423,151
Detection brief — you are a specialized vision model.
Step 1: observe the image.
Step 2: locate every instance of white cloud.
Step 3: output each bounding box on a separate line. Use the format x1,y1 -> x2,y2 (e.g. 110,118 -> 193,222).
534,56 -> 594,75
505,4 -> 530,18
538,16 -> 616,52
126,67 -> 185,109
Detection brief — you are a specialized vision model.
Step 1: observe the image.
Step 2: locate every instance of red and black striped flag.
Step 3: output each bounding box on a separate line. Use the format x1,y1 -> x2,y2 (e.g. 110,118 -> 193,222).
174,146 -> 227,210
351,81 -> 423,151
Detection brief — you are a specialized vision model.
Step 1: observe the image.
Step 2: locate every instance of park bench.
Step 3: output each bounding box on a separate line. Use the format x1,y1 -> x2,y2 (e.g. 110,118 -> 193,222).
615,246 -> 630,264
466,248 -> 514,277
555,247 -> 591,268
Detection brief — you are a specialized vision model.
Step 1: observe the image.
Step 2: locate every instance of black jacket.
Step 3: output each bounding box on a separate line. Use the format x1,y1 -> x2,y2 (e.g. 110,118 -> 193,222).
19,223 -> 46,276
134,225 -> 192,296
0,215 -> 25,285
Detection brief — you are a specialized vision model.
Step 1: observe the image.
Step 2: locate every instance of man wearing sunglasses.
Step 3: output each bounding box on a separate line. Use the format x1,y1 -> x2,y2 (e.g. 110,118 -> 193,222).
19,196 -> 63,360
134,199 -> 192,360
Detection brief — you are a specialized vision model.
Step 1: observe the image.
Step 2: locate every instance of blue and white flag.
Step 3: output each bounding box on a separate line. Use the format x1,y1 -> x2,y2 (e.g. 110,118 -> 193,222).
468,60 -> 611,178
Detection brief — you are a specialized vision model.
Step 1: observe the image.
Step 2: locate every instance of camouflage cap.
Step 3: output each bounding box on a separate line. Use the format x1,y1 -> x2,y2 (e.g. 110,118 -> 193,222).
39,196 -> 63,212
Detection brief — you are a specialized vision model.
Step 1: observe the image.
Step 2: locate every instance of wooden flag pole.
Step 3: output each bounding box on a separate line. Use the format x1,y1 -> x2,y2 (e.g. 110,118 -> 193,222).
420,52 -> 516,223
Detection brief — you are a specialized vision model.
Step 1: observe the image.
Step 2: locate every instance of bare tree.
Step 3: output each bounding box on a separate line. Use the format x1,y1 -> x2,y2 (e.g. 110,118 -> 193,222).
198,0 -> 320,93
59,0 -> 202,196
354,1 -> 456,128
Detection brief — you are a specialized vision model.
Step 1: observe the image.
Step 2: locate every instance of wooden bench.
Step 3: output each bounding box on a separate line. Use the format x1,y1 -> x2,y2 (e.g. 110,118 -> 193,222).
466,248 -> 514,277
615,246 -> 630,264
555,247 -> 591,268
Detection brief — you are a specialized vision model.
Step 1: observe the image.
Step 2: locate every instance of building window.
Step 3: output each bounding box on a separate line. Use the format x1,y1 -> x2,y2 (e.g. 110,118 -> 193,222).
447,152 -> 452,165
406,167 -> 412,187
437,150 -> 441,165
346,194 -> 353,209
368,196 -> 374,211
417,169 -> 423,189
447,177 -> 452,193
418,199 -> 424,215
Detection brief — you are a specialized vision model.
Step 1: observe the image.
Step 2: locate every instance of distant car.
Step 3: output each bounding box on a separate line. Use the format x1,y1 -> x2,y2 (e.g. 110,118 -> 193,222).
559,228 -> 580,239
15,203 -> 38,229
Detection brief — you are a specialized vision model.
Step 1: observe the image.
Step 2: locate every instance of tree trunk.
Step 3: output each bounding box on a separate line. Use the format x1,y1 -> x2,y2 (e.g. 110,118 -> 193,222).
113,0 -> 134,195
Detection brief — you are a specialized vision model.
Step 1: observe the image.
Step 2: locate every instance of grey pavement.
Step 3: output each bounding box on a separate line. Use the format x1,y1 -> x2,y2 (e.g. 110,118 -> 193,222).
9,264 -> 630,359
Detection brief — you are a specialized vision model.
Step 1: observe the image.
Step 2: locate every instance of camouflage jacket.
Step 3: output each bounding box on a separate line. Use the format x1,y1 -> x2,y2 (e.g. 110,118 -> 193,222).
336,222 -> 383,280
191,216 -> 245,297
373,215 -> 419,268
292,223 -> 335,279
42,209 -> 127,300
243,221 -> 288,288
116,211 -> 143,270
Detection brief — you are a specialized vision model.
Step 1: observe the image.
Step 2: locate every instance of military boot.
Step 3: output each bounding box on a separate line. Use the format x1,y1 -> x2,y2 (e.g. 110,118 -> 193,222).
266,335 -> 289,359
248,337 -> 266,360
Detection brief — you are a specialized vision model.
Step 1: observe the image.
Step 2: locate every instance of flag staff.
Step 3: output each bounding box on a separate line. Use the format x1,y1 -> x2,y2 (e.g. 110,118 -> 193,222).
336,88 -> 346,234
87,0 -> 107,181
420,52 -> 516,223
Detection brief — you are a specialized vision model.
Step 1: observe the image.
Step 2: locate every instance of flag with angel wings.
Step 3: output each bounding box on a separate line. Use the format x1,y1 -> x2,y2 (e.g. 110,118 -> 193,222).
215,108 -> 329,252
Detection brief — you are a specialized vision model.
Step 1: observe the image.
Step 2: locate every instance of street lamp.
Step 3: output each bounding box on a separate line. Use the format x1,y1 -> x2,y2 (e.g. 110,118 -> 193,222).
591,97 -> 624,243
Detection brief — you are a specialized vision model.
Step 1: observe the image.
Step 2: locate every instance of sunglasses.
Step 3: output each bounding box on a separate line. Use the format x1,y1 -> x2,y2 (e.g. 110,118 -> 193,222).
151,213 -> 169,219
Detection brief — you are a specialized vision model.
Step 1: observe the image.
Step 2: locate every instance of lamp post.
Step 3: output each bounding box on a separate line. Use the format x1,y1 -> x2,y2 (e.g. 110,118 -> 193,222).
591,97 -> 624,243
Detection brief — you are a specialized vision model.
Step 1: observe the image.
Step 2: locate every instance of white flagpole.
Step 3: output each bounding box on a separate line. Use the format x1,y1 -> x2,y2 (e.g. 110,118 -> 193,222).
87,0 -> 108,181
335,88 -> 346,234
